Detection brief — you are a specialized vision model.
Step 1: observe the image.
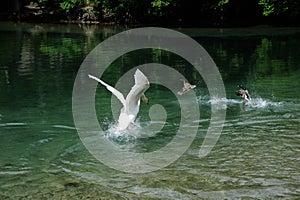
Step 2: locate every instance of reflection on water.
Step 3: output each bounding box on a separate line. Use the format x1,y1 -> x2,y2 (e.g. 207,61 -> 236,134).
0,23 -> 300,199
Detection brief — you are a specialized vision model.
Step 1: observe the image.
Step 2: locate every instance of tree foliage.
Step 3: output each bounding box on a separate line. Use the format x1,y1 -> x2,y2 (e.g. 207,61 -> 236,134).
259,0 -> 300,17
259,0 -> 288,16
20,0 -> 300,26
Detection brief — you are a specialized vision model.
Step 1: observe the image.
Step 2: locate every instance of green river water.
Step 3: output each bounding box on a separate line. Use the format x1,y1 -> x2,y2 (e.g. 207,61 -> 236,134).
0,23 -> 299,199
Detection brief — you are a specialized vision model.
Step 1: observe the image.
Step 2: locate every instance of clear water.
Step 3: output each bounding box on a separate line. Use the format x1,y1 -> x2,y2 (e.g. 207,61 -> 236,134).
0,23 -> 300,199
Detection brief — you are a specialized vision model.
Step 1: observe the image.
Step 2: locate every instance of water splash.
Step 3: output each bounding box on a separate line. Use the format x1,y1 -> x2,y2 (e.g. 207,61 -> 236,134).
198,95 -> 240,105
197,96 -> 240,110
197,95 -> 283,110
103,118 -> 159,145
105,123 -> 138,141
246,98 -> 283,108
208,97 -> 241,105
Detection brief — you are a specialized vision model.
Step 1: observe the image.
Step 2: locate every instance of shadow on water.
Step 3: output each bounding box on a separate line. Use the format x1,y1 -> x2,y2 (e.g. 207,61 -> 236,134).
0,23 -> 300,199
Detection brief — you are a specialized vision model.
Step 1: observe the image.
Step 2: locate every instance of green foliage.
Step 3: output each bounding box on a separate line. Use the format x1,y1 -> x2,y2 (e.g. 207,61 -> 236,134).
35,0 -> 100,10
212,0 -> 230,20
258,0 -> 288,16
151,0 -> 172,16
25,0 -> 300,25
217,0 -> 229,7
151,0 -> 170,9
60,0 -> 82,10
37,0 -> 49,3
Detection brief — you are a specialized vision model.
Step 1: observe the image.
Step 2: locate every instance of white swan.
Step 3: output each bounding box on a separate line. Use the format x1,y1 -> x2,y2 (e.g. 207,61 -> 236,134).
88,69 -> 149,130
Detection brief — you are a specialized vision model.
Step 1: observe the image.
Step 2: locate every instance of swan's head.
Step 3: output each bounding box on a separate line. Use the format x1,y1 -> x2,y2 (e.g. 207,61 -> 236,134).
141,94 -> 149,105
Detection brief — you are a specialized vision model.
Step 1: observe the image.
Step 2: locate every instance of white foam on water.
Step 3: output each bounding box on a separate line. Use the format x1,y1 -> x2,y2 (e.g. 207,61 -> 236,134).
197,95 -> 284,110
246,98 -> 283,108
5,122 -> 26,126
0,170 -> 30,175
103,118 -> 160,145
209,97 -> 241,105
105,122 -> 137,140
53,125 -> 77,130
0,122 -> 27,127
198,95 -> 240,105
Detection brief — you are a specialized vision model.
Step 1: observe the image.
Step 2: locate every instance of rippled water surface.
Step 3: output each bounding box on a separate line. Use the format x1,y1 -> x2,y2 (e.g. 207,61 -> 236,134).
0,23 -> 299,199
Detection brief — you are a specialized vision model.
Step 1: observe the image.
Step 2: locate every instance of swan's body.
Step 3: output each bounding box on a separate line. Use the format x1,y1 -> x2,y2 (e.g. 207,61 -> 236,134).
88,69 -> 149,130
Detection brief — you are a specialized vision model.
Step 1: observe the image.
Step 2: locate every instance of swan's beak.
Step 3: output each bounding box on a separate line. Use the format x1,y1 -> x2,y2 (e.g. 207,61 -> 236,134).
141,94 -> 149,105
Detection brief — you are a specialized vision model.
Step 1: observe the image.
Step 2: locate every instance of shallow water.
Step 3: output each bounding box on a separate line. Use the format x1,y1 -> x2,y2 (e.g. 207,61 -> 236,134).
0,23 -> 299,199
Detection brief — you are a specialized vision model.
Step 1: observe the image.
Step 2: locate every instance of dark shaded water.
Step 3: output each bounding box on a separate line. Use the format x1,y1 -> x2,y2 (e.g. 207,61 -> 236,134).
0,23 -> 299,199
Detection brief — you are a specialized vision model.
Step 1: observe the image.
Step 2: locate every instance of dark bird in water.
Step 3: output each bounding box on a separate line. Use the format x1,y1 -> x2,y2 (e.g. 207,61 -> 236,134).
177,79 -> 196,95
235,84 -> 251,102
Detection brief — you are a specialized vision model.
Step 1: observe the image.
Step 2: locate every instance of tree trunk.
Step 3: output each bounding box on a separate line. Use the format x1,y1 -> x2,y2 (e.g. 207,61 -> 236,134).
13,0 -> 21,20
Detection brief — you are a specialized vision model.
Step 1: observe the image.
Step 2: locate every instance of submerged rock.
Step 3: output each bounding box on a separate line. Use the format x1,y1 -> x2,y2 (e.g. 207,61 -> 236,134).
64,179 -> 80,187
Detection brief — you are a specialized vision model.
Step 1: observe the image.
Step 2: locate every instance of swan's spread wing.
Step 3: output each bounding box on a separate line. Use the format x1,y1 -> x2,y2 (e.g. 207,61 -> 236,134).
88,75 -> 126,106
125,69 -> 149,114
134,69 -> 149,87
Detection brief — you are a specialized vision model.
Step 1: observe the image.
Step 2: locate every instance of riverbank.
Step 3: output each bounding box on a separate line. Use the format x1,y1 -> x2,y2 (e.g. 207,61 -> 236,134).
1,1 -> 300,28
